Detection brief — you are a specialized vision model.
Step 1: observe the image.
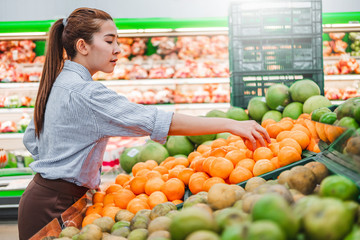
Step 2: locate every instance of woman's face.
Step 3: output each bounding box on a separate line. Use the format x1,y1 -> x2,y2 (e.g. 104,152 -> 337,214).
86,20 -> 120,75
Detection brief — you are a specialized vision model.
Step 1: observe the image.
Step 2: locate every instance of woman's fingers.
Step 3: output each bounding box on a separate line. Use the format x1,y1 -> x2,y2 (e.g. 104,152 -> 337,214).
256,125 -> 271,143
252,130 -> 266,147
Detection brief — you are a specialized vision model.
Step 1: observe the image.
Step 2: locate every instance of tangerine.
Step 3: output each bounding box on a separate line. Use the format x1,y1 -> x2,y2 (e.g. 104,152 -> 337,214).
148,191 -> 168,209
126,198 -> 150,214
253,147 -> 274,161
113,189 -> 136,209
161,178 -> 185,201
277,146 -> 301,167
252,159 -> 275,176
229,166 -> 253,184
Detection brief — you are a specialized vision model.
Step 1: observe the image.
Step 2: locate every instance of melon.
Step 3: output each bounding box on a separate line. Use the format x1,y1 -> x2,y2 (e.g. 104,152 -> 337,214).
290,79 -> 320,103
303,95 -> 331,114
265,84 -> 291,110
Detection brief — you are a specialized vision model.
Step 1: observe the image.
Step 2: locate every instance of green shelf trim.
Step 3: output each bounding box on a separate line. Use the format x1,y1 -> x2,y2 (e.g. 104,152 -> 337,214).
0,12 -> 359,34
0,189 -> 24,197
323,12 -> 360,24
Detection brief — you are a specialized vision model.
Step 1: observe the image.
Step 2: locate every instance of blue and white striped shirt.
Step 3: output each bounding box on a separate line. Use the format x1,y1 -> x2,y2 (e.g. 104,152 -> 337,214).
23,60 -> 173,189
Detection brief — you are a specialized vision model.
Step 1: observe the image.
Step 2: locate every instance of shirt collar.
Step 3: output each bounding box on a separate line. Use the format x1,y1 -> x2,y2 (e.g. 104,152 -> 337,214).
63,60 -> 93,81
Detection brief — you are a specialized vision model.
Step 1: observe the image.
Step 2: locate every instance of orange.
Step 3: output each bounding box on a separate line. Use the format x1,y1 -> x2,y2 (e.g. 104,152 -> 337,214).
174,157 -> 190,167
253,147 -> 274,161
85,204 -> 103,216
160,157 -> 176,167
105,184 -> 123,194
144,177 -> 165,196
304,119 -> 318,139
292,124 -> 311,138
229,166 -> 253,184
129,176 -> 147,195
261,118 -> 276,128
279,138 -> 302,155
209,157 -> 234,179
290,130 -> 310,150
276,131 -> 293,142
211,138 -> 228,149
225,149 -> 247,166
173,165 -> 186,170
226,135 -> 242,143
177,168 -> 195,185
307,137 -> 321,153
172,199 -> 183,205
189,157 -> 205,172
210,147 -> 228,157
162,174 -> 169,182
315,122 -> 328,143
148,191 -> 168,209
229,140 -> 247,150
101,206 -> 120,220
188,151 -> 202,163
197,144 -> 211,154
161,178 -> 185,201
92,191 -> 105,204
268,142 -> 279,157
270,157 -> 280,169
201,149 -> 212,158
103,193 -> 115,206
132,162 -> 147,176
145,170 -> 162,179
126,198 -> 150,214
163,159 -> 177,170
113,189 -> 136,209
244,138 -> 268,151
188,172 -> 209,194
298,113 -> 311,119
115,174 -> 131,186
136,193 -> 149,202
279,120 -> 294,131
252,159 -> 276,176
202,156 -> 216,174
236,158 -> 255,172
82,213 -> 102,227
168,168 -> 182,179
153,166 -> 169,175
144,160 -> 158,170
202,177 -> 226,192
266,123 -> 284,139
281,117 -> 295,122
277,146 -> 301,167
135,168 -> 150,177
324,125 -> 344,143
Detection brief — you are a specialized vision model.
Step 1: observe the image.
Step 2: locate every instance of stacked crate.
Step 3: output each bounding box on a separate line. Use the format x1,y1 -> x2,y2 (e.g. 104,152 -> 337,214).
229,0 -> 324,108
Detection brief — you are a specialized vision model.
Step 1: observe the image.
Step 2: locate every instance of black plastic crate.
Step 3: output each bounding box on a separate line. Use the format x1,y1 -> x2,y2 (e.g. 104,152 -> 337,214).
230,70 -> 324,108
229,36 -> 323,72
229,0 -> 322,37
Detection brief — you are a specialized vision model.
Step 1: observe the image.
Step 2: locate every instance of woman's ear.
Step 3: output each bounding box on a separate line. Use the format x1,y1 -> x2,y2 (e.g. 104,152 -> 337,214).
75,39 -> 89,56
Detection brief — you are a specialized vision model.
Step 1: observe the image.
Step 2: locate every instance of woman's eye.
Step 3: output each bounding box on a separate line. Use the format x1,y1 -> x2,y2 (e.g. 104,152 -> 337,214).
106,41 -> 113,44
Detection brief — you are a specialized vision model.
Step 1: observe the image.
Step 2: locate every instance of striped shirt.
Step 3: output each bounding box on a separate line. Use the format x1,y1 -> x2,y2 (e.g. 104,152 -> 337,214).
23,60 -> 173,189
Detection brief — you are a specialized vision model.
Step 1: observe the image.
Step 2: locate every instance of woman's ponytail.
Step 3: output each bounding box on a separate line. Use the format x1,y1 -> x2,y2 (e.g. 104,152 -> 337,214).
34,19 -> 65,138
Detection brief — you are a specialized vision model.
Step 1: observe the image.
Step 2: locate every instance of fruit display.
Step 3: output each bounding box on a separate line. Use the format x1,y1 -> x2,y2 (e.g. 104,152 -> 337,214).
0,113 -> 31,133
53,161 -> 360,240
349,32 -> 360,57
323,32 -> 348,57
324,54 -> 360,75
325,87 -> 360,100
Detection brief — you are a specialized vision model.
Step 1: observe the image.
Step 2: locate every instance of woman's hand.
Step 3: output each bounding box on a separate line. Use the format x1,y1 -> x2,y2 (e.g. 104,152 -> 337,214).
225,120 -> 271,150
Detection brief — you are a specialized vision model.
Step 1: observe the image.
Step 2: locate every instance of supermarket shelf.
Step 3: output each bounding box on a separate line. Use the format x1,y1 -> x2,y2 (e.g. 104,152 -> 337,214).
324,74 -> 360,81
323,23 -> 360,33
156,102 -> 230,111
0,108 -> 34,114
0,78 -> 230,89
0,133 -> 24,139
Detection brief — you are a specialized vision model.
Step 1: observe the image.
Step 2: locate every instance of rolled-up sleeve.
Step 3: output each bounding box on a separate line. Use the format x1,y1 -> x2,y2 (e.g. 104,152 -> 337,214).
89,84 -> 173,144
23,118 -> 39,160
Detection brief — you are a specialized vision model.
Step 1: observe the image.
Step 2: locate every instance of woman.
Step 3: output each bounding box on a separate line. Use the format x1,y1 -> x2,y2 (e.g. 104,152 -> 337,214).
18,7 -> 269,239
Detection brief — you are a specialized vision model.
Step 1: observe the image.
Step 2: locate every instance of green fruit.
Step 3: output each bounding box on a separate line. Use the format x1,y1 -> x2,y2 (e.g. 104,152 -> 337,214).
251,194 -> 299,239
186,230 -> 220,240
352,99 -> 360,123
282,102 -> 303,120
221,224 -> 247,240
248,97 -> 270,122
202,140 -> 214,146
173,154 -> 188,158
138,142 -> 169,165
319,175 -> 359,201
165,136 -> 194,156
303,198 -> 355,240
265,84 -> 291,110
303,95 -> 332,114
111,221 -> 130,233
215,208 -> 248,231
216,132 -> 231,140
226,107 -> 249,121
319,112 -> 337,124
128,228 -> 148,240
311,107 -> 332,122
335,97 -> 360,119
337,117 -> 360,129
120,146 -> 143,173
344,227 -> 360,240
169,207 -> 217,240
59,226 -> 80,238
206,110 -> 227,118
247,220 -> 286,240
187,134 -> 216,145
290,79 -> 321,103
261,110 -> 282,123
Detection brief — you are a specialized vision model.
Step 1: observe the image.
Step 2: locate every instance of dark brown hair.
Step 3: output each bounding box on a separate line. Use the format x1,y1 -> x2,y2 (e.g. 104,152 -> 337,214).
34,8 -> 113,137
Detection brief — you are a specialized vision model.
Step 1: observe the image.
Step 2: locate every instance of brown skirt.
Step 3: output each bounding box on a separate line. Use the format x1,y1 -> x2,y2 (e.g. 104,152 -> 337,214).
18,173 -> 88,240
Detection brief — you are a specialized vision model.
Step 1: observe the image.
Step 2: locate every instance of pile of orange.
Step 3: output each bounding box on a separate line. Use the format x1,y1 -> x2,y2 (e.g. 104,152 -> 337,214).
83,113 -> 331,227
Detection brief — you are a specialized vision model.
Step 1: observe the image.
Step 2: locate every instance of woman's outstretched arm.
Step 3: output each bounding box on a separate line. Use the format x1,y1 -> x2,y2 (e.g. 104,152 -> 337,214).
168,113 -> 270,150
